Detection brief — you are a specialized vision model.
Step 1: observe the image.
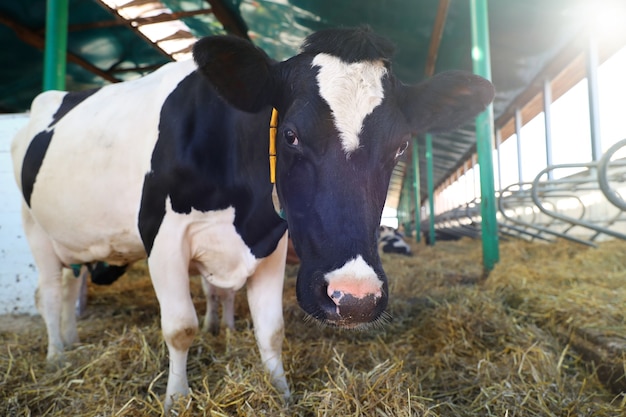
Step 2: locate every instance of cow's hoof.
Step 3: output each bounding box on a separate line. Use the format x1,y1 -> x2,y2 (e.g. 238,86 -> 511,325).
45,352 -> 69,371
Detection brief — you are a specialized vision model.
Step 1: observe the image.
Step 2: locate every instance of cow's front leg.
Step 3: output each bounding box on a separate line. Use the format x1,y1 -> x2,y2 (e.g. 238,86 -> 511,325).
246,232 -> 290,398
148,251 -> 197,411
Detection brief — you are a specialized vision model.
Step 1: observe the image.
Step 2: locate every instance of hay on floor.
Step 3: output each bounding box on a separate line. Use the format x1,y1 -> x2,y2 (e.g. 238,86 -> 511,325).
1,238 -> 625,416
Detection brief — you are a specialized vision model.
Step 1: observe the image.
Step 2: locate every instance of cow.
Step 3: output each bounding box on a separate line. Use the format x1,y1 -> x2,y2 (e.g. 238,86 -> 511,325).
11,26 -> 494,409
378,225 -> 412,256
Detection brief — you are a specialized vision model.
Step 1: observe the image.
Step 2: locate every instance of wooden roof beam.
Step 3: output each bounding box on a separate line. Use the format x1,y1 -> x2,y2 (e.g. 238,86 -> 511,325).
206,0 -> 249,39
67,8 -> 215,32
0,12 -> 120,83
425,0 -> 450,77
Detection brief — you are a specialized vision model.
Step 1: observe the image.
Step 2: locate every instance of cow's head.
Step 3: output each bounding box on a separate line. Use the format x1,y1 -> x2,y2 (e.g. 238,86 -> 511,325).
193,27 -> 495,329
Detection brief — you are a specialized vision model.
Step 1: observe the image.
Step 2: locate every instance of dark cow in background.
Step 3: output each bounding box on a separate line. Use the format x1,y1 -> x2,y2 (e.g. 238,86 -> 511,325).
422,229 -> 464,245
378,225 -> 412,256
73,262 -> 129,316
87,262 -> 128,285
12,27 -> 494,409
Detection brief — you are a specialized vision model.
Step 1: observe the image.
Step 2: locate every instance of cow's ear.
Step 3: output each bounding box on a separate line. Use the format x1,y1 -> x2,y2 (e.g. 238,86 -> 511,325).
193,35 -> 276,113
399,70 -> 495,134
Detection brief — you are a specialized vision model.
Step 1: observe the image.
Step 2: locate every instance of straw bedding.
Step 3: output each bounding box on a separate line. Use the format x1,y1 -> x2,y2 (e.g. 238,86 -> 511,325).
1,238 -> 625,416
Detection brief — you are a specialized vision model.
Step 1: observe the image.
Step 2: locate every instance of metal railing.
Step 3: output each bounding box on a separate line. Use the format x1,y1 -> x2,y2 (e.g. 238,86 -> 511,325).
421,139 -> 626,246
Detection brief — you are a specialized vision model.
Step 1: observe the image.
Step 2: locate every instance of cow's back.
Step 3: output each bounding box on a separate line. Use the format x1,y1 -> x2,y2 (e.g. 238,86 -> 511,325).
11,60 -> 198,265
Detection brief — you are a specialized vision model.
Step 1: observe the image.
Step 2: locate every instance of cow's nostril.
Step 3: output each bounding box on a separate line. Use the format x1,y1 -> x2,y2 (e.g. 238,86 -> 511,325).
329,289 -> 343,303
331,293 -> 379,323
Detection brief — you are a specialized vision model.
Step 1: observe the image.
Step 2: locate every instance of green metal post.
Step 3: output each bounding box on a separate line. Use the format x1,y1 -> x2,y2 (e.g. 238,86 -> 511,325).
425,134 -> 435,245
470,0 -> 499,270
43,0 -> 69,91
401,191 -> 409,234
411,137 -> 421,243
403,171 -> 413,237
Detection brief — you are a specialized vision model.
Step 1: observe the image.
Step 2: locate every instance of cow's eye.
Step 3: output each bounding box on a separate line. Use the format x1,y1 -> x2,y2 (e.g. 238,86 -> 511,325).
395,141 -> 409,158
284,129 -> 299,146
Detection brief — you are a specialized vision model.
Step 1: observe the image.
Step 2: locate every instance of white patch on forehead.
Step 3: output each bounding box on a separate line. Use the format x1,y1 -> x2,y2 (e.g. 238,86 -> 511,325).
312,53 -> 387,155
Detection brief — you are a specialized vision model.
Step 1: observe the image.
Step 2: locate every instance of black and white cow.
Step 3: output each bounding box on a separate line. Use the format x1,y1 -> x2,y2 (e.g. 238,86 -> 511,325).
11,27 -> 494,408
378,225 -> 412,256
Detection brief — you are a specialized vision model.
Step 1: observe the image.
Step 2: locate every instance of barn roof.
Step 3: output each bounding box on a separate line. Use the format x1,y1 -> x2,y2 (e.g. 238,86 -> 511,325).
1,0 -> 625,211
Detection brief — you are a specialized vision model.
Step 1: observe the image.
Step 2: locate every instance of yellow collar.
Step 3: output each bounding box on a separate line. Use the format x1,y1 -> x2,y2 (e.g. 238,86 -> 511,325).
269,108 -> 278,183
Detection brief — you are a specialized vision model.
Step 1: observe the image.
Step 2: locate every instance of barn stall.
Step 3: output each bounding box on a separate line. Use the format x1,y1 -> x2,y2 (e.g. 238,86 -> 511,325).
1,0 -> 626,415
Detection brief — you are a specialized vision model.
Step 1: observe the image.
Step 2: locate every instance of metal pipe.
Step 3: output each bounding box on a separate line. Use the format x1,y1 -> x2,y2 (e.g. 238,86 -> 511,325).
471,154 -> 478,199
543,78 -> 554,179
586,30 -> 602,161
463,163 -> 469,204
426,134 -> 435,245
515,108 -> 524,182
495,129 -> 502,193
396,183 -> 403,230
399,172 -> 412,236
470,0 -> 499,271
412,137 -> 422,242
404,172 -> 417,237
43,0 -> 69,91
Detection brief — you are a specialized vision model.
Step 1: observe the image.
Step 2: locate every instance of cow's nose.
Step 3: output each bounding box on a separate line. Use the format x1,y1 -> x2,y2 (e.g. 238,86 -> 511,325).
323,255 -> 384,325
326,285 -> 382,324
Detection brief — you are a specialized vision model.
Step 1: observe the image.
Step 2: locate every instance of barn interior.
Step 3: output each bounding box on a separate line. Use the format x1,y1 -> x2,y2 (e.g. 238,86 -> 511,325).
1,0 -> 626,415
3,0 -> 625,219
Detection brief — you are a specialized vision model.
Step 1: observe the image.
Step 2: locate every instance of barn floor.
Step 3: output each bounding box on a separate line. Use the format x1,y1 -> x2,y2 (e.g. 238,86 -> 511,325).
1,238 -> 626,416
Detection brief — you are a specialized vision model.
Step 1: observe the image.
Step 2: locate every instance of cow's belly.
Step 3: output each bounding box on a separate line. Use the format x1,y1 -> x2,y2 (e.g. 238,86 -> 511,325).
155,202 -> 259,291
18,89 -> 163,265
49,230 -> 145,266
27,194 -> 146,266
26,151 -> 148,266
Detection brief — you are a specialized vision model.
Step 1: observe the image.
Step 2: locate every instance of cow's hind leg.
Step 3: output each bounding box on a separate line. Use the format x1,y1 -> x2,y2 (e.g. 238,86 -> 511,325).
200,277 -> 220,335
23,206 -> 67,363
220,287 -> 235,331
201,279 -> 236,335
60,266 -> 84,346
148,247 -> 197,411
246,232 -> 290,398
